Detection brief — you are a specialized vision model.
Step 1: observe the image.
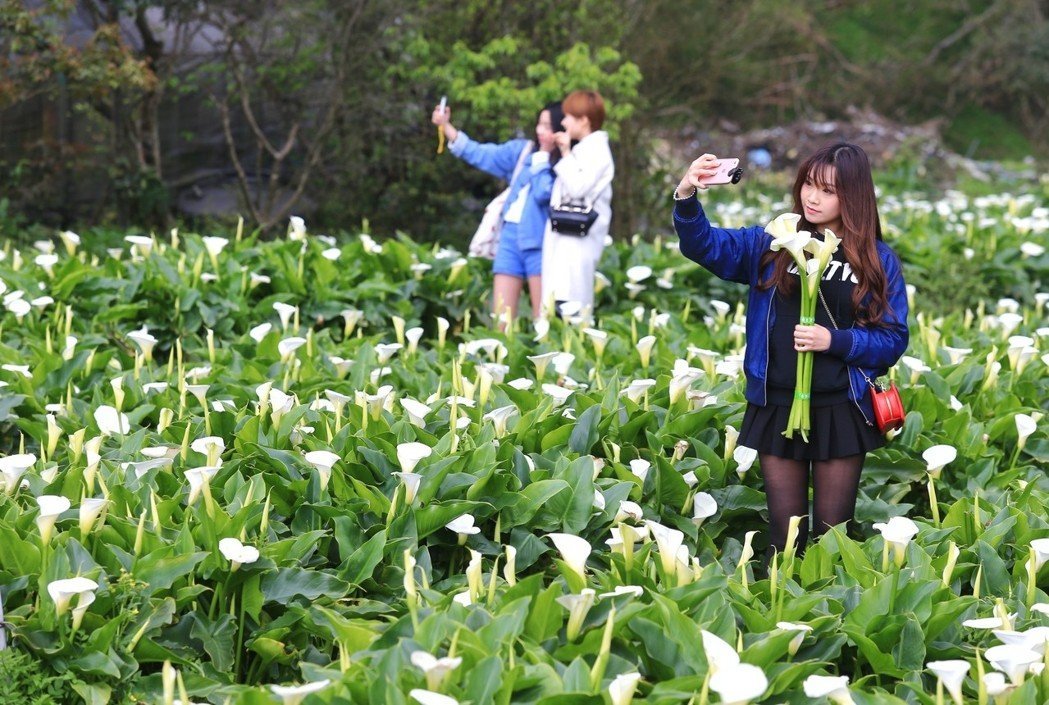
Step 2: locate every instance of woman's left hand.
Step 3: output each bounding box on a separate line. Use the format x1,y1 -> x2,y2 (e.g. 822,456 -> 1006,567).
794,324 -> 831,352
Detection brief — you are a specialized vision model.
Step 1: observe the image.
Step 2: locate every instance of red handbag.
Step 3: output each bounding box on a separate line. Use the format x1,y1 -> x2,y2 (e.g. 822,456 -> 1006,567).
868,380 -> 905,433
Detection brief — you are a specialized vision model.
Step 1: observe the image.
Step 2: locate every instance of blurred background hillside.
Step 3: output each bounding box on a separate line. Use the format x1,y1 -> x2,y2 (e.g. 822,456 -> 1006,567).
1,0 -> 1047,242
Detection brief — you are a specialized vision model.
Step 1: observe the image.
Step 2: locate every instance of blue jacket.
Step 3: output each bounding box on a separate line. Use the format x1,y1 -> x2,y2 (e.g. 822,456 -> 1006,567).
673,196 -> 910,426
449,132 -> 555,251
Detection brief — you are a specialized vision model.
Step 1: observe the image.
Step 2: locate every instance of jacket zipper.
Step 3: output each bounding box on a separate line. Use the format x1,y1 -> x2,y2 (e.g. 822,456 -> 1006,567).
762,286 -> 775,406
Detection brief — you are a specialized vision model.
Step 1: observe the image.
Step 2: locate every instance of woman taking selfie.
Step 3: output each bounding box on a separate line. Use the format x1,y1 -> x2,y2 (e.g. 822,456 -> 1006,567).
672,142 -> 909,556
432,99 -> 564,323
543,89 -> 615,317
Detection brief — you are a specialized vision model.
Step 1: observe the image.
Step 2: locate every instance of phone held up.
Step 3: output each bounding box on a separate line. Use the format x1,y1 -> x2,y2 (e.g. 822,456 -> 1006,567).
699,158 -> 744,186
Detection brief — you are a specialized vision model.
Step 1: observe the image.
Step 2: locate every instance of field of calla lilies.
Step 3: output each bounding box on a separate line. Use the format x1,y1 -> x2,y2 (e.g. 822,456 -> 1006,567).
0,182 -> 1047,705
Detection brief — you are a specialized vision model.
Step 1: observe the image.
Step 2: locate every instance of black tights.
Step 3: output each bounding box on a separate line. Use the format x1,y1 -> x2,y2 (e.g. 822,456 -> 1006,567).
759,453 -> 865,555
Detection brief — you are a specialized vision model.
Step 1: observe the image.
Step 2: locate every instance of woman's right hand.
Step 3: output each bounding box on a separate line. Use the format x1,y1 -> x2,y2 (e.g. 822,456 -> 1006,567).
677,153 -> 720,197
431,105 -> 452,126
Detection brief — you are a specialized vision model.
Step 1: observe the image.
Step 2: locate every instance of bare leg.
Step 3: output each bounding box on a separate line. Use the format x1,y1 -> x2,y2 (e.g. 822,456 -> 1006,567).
811,454 -> 865,540
527,275 -> 543,319
492,274 -> 524,330
759,454 -> 810,554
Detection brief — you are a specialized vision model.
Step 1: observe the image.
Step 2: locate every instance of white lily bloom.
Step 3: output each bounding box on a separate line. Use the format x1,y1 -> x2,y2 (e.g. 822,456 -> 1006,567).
982,672 -> 1009,696
270,680 -> 331,705
278,337 -> 308,358
201,236 -> 228,258
0,453 -> 36,494
992,627 -> 1049,654
483,405 -> 518,437
922,445 -> 957,479
777,622 -> 814,656
1020,241 -> 1045,257
399,398 -> 432,427
409,690 -> 459,705
249,272 -> 271,288
551,352 -> 575,377
321,247 -> 341,261
506,378 -> 534,390
644,520 -> 685,581
36,495 -> 71,543
1032,538 -> 1049,570
218,537 -> 260,569
669,365 -> 703,404
35,253 -> 59,275
629,459 -> 651,482
626,265 -> 652,282
541,384 -> 573,407
547,532 -> 591,583
79,498 -> 110,534
636,335 -> 657,368
397,442 -> 432,474
733,446 -> 757,479
185,466 -> 220,506
273,302 -> 298,330
392,472 -> 422,504
997,312 -> 1023,337
446,514 -> 480,542
2,363 -> 32,378
621,378 -> 657,404
802,675 -> 854,704
127,328 -> 158,360
121,458 -> 173,479
1015,414 -> 1037,451
304,450 -> 340,490
709,662 -> 767,705
614,500 -> 644,523
556,588 -> 597,640
374,342 -> 403,364
963,615 -> 1015,629
94,405 -> 129,435
58,230 -> 80,254
410,650 -> 463,691
608,672 -> 642,705
600,585 -> 644,599
765,212 -> 802,240
6,298 -> 31,320
287,216 -> 307,240
872,516 -> 920,566
47,576 -> 98,628
692,492 -> 717,526
527,351 -> 560,379
941,346 -> 972,365
984,644 -> 1040,684
190,437 -> 226,466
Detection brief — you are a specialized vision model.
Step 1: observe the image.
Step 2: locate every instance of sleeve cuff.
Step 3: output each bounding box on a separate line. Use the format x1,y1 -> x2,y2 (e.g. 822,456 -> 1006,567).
828,329 -> 854,359
673,196 -> 701,221
448,130 -> 469,156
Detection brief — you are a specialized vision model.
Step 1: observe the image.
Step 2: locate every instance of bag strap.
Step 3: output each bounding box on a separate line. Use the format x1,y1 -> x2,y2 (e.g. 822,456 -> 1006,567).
553,165 -> 614,210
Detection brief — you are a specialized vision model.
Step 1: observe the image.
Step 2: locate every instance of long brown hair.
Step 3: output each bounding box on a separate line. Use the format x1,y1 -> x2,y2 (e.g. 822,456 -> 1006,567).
758,142 -> 891,326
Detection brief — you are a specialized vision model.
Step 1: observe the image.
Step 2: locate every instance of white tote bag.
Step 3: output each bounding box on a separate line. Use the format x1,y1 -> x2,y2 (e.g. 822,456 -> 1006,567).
468,144 -> 533,259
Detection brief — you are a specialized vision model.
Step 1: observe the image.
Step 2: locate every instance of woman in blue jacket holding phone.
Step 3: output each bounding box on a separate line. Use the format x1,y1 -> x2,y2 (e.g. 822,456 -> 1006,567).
433,100 -> 564,323
672,143 -> 909,557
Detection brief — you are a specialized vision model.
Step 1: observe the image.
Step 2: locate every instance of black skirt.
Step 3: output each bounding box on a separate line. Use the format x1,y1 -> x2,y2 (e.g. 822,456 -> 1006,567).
738,400 -> 885,461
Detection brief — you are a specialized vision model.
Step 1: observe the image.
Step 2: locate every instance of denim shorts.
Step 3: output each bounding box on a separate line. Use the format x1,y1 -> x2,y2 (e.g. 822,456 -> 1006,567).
493,222 -> 542,278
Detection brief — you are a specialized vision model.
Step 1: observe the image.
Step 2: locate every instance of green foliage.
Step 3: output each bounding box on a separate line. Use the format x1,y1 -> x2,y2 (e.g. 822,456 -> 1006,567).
0,648 -> 82,705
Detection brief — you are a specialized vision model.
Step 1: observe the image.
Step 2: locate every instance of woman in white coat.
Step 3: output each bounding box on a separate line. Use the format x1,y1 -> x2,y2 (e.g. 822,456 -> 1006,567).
542,90 -> 615,318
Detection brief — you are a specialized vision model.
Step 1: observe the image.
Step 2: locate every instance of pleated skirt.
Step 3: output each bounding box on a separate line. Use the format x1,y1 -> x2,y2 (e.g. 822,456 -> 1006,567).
738,400 -> 885,461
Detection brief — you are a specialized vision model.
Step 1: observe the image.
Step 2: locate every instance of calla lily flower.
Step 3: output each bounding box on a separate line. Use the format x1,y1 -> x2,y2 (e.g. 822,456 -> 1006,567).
777,622 -> 814,656
926,660 -> 969,705
992,627 -> 1049,654
185,466 -> 220,506
982,672 -> 1009,697
304,450 -> 340,490
765,212 -> 802,240
287,216 -> 307,240
600,585 -> 644,598
278,336 -> 307,359
692,492 -> 717,525
1,453 -> 36,494
47,576 -> 98,628
483,405 -> 518,437
1031,538 -> 1049,570
121,458 -> 173,479
636,335 -> 656,369
802,675 -> 855,704
127,328 -> 158,361
218,537 -> 260,569
629,459 -> 651,482
58,230 -> 80,255
547,532 -> 591,584
190,436 -> 226,466
608,672 -> 642,705
556,588 -> 596,640
709,662 -> 767,705
201,236 -> 228,258
645,520 -> 684,581
399,398 -> 432,427
374,342 -> 403,364
93,405 -> 129,435
409,690 -> 459,705
873,516 -> 920,567
446,514 -> 480,544
1015,414 -> 1037,451
984,644 -> 1040,684
582,328 -> 609,358
36,495 -> 71,543
941,346 -> 972,365
614,500 -> 644,523
79,498 -> 109,534
270,680 -> 331,705
733,446 -> 757,478
541,384 -> 573,407
669,364 -> 703,404
397,442 -> 432,474
273,302 -> 298,331
527,351 -> 559,379
410,650 -> 463,691
621,378 -> 657,404
922,444 -> 957,478
626,265 -> 652,282
392,472 -> 422,504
